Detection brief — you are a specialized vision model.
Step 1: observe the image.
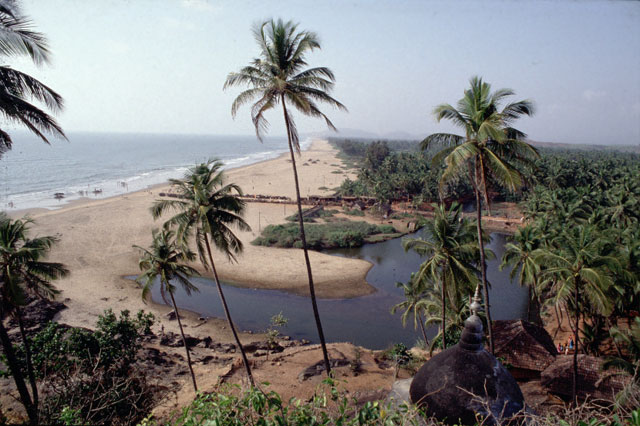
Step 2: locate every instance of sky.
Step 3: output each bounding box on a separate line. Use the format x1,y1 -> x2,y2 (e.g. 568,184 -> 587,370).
9,0 -> 640,145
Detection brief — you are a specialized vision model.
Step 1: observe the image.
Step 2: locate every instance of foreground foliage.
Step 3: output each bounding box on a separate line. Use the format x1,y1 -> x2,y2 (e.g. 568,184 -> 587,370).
253,221 -> 397,249
141,379 -> 640,426
1,309 -> 156,425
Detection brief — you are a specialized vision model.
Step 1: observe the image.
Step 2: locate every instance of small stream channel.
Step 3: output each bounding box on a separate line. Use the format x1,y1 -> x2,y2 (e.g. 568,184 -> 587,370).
148,231 -> 527,350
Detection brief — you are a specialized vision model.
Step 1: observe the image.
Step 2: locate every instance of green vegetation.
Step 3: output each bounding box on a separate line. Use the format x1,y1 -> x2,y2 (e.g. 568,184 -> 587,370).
143,380 -> 640,426
0,2 -> 66,160
400,203 -> 484,351
423,76 -> 537,354
135,228 -> 200,391
225,18 -> 347,377
0,215 -> 68,425
2,310 -> 156,426
253,221 -> 397,249
285,208 -> 338,222
151,159 -> 255,387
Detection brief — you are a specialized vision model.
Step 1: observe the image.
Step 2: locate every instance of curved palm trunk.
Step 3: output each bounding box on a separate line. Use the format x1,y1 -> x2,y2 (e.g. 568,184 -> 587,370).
281,97 -> 332,376
418,312 -> 429,347
0,318 -> 37,425
203,235 -> 255,387
168,291 -> 198,392
572,279 -> 580,406
16,310 -> 38,412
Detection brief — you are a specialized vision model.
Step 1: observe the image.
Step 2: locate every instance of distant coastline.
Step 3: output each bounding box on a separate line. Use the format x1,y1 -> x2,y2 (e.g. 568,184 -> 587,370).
2,132 -> 310,211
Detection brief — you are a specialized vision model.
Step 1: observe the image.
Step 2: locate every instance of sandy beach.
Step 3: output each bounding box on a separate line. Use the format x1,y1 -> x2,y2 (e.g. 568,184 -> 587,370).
9,139 -> 374,340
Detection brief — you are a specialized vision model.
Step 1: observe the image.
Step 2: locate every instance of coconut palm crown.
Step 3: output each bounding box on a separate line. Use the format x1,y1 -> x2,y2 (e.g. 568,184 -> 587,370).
224,18 -> 347,151
0,1 -> 66,159
422,76 -> 537,354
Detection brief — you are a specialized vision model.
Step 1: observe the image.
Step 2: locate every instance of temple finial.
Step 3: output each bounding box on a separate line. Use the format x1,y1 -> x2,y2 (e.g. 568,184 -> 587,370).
470,284 -> 482,316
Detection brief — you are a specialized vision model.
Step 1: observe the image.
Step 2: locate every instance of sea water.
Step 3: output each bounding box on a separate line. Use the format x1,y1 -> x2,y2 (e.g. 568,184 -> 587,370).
0,131 -> 303,211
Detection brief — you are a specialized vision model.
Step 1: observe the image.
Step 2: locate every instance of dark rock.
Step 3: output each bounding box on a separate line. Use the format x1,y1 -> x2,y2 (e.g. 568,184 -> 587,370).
410,292 -> 525,425
493,320 -> 557,379
540,354 -> 629,402
196,336 -> 213,348
7,297 -> 67,331
159,331 -> 199,348
298,358 -> 350,382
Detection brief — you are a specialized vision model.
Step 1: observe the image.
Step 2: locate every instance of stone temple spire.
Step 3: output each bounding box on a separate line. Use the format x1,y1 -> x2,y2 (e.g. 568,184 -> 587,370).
409,286 -> 526,425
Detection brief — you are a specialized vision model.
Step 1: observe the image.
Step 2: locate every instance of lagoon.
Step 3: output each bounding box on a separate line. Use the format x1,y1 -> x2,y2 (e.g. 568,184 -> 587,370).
150,231 -> 527,350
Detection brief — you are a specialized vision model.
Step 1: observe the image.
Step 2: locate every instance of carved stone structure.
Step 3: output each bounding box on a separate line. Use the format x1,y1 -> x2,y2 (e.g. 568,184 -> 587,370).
409,287 -> 525,425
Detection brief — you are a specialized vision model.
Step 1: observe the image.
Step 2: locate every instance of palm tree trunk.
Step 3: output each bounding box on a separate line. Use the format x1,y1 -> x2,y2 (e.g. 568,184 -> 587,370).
168,292 -> 198,392
475,186 -> 494,354
471,158 -> 493,353
281,97 -> 332,376
572,279 -> 580,406
203,234 -> 255,387
0,317 -> 38,425
418,312 -> 429,347
441,263 -> 447,350
16,310 -> 38,412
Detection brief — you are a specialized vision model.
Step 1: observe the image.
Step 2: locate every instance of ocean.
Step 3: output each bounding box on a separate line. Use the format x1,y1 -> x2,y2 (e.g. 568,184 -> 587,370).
0,132 -> 306,211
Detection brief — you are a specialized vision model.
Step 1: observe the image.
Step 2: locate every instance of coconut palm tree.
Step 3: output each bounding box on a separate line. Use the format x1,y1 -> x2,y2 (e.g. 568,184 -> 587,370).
421,76 -> 537,353
500,224 -> 542,323
135,228 -> 200,392
535,225 -> 617,405
0,215 -> 68,425
151,160 -> 255,387
391,272 -> 429,346
0,0 -> 66,159
402,203 -> 480,349
224,18 -> 347,375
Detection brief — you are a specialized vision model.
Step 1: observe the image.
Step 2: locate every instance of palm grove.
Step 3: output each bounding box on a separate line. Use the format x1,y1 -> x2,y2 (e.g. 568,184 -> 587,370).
0,3 -> 638,424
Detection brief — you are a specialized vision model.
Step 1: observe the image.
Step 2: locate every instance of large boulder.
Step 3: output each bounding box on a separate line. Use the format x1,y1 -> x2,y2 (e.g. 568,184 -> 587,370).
410,313 -> 525,425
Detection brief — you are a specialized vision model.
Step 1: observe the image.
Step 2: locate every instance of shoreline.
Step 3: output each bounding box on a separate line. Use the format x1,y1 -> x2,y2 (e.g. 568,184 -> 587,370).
13,139 -> 373,343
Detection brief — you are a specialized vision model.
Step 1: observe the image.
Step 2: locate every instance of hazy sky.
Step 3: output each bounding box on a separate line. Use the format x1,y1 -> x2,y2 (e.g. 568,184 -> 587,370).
10,0 -> 640,145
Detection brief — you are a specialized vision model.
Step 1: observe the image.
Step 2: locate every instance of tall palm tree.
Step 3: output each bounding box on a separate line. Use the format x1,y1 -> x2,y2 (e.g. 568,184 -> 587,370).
135,228 -> 200,392
151,160 -> 255,387
0,215 -> 68,425
500,224 -> 542,323
224,18 -> 347,375
535,225 -> 616,405
421,76 -> 537,353
391,272 -> 430,346
403,203 -> 479,349
0,1 -> 66,159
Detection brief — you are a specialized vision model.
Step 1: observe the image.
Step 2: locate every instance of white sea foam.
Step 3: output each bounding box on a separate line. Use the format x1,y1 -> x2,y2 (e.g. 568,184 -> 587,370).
1,132 -> 308,211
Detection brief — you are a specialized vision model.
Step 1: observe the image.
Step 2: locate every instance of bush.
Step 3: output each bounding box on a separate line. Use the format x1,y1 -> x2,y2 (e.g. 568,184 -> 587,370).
2,310 -> 157,425
152,379 -> 424,425
252,221 -> 394,249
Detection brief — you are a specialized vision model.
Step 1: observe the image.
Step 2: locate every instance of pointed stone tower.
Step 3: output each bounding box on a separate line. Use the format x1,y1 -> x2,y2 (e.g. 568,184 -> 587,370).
409,286 -> 525,425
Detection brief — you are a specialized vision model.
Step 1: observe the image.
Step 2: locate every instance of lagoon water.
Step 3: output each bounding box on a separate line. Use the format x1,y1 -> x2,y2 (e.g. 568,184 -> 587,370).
1,131 -> 296,211
153,231 -> 527,350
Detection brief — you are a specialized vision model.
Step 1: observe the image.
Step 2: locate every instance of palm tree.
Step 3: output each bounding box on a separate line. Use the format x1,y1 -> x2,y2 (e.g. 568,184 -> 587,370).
535,225 -> 616,405
391,272 -> 429,346
0,1 -> 66,159
403,203 -> 479,349
151,160 -> 255,387
0,215 -> 68,425
224,18 -> 347,375
500,224 -> 542,323
135,228 -> 200,392
421,76 -> 537,353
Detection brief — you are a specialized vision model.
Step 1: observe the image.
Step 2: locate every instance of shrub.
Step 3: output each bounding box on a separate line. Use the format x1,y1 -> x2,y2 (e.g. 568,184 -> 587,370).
252,221 -> 394,249
1,310 -> 157,425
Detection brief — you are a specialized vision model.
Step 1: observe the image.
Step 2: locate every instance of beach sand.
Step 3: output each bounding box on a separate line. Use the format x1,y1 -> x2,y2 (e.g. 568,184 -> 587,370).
10,139 -> 374,340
